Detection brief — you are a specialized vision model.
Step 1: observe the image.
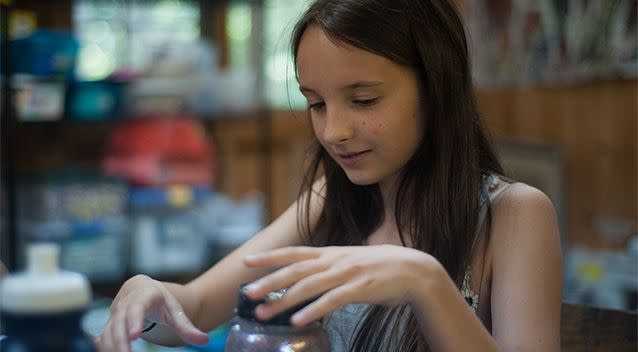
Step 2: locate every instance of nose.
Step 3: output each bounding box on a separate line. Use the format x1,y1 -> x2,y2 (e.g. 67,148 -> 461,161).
322,107 -> 353,144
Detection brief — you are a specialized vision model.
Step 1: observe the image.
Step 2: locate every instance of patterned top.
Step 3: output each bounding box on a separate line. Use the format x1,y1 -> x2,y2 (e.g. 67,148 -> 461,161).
460,173 -> 511,312
461,267 -> 480,311
323,173 -> 512,351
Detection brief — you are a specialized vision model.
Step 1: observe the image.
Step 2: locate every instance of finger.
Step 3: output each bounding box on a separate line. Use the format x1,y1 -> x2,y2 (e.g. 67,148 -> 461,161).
127,303 -> 149,339
290,281 -> 361,326
112,311 -> 132,352
161,295 -> 209,346
255,263 -> 359,320
99,318 -> 119,352
95,335 -> 111,352
244,258 -> 328,299
166,310 -> 210,346
244,246 -> 321,268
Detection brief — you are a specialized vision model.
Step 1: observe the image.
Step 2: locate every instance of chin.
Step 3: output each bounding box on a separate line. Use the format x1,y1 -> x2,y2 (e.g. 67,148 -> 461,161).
343,170 -> 381,186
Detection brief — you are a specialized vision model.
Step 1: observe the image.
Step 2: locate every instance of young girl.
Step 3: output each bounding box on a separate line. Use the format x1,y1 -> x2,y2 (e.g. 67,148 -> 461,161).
97,1 -> 563,351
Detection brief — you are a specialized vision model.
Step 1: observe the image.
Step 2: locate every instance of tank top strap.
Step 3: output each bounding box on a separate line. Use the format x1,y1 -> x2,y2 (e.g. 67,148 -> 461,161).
480,173 -> 514,203
472,173 -> 514,249
487,174 -> 514,203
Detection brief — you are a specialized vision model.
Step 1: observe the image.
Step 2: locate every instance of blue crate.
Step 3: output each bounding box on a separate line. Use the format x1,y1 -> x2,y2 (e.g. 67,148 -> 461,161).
11,29 -> 79,78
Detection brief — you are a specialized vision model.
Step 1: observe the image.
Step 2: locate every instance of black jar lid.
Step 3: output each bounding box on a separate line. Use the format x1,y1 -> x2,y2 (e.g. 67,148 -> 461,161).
236,284 -> 315,326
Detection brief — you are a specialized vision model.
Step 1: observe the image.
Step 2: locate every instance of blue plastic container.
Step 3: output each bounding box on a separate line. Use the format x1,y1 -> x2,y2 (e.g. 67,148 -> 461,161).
129,186 -> 214,276
11,29 -> 79,77
65,80 -> 126,120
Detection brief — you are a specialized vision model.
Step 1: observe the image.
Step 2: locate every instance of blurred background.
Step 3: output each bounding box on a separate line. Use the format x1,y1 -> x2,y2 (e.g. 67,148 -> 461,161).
0,0 -> 636,337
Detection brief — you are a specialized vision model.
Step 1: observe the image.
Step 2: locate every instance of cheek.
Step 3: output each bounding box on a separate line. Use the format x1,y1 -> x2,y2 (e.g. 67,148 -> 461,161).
362,120 -> 383,136
311,118 -> 324,140
311,119 -> 333,151
369,122 -> 384,136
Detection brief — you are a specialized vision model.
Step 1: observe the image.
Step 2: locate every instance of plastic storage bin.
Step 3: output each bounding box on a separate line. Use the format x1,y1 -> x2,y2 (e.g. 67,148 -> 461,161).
17,170 -> 129,282
129,185 -> 213,276
19,217 -> 127,283
11,29 -> 79,77
65,80 -> 126,120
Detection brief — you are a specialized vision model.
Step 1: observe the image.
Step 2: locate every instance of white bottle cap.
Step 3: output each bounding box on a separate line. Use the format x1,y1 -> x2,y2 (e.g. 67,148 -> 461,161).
0,243 -> 91,314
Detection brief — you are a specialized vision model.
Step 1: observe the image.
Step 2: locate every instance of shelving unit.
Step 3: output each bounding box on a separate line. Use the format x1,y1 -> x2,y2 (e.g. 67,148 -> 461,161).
0,0 -> 278,288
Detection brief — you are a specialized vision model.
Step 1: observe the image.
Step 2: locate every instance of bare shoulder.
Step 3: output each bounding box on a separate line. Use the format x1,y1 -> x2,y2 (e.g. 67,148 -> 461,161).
490,182 -> 559,236
488,181 -> 562,268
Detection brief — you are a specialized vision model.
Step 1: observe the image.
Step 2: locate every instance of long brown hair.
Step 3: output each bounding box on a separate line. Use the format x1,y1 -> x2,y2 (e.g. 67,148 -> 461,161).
292,0 -> 503,350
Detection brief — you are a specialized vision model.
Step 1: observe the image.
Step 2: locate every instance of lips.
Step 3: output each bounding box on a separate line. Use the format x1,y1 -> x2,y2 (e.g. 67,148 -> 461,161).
335,150 -> 371,166
338,151 -> 369,159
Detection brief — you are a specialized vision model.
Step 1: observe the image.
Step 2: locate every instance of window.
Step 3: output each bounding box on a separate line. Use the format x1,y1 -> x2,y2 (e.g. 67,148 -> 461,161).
75,0 -> 312,108
73,0 -> 200,81
226,0 -> 311,109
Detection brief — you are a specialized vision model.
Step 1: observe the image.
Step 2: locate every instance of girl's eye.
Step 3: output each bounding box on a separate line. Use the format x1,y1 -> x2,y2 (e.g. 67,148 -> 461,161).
353,98 -> 379,106
307,102 -> 326,111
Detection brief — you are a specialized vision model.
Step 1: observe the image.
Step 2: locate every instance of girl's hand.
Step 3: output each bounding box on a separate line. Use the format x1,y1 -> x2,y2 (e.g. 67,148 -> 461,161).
96,275 -> 208,352
243,245 -> 442,326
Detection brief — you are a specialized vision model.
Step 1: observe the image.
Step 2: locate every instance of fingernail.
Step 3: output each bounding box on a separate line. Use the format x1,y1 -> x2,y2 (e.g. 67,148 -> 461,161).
244,283 -> 258,293
291,312 -> 305,325
255,304 -> 269,318
129,323 -> 139,336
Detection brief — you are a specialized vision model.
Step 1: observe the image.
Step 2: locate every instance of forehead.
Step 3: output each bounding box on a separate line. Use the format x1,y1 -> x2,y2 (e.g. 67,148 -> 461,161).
296,26 -> 405,89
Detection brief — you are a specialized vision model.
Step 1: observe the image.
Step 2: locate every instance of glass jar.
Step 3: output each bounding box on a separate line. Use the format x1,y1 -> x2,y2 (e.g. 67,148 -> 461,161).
225,286 -> 330,352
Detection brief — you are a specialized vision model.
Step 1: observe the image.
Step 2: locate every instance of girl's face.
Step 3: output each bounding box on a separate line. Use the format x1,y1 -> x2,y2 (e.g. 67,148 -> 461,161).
297,26 -> 424,187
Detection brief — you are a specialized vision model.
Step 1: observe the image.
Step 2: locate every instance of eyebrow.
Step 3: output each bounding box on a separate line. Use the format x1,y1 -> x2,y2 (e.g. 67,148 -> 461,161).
299,81 -> 384,94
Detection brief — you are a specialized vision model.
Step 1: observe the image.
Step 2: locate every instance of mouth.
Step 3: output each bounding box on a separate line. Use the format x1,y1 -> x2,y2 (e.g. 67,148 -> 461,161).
338,150 -> 370,159
336,150 -> 371,165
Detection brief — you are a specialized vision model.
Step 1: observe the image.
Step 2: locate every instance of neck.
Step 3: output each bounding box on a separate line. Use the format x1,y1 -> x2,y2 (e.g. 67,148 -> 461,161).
369,173 -> 413,247
379,173 -> 400,225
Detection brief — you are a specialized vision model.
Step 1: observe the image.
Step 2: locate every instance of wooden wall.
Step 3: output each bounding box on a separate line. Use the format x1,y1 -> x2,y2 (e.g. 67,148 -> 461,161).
476,80 -> 637,249
206,111 -> 313,219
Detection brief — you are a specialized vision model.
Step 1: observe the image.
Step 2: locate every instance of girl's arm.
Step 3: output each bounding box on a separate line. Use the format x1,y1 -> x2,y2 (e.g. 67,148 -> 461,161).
410,183 -> 563,351
489,184 -> 563,350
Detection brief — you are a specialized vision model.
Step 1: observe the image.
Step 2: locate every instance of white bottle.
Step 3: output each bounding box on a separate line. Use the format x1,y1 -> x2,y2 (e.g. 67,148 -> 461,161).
0,243 -> 96,351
